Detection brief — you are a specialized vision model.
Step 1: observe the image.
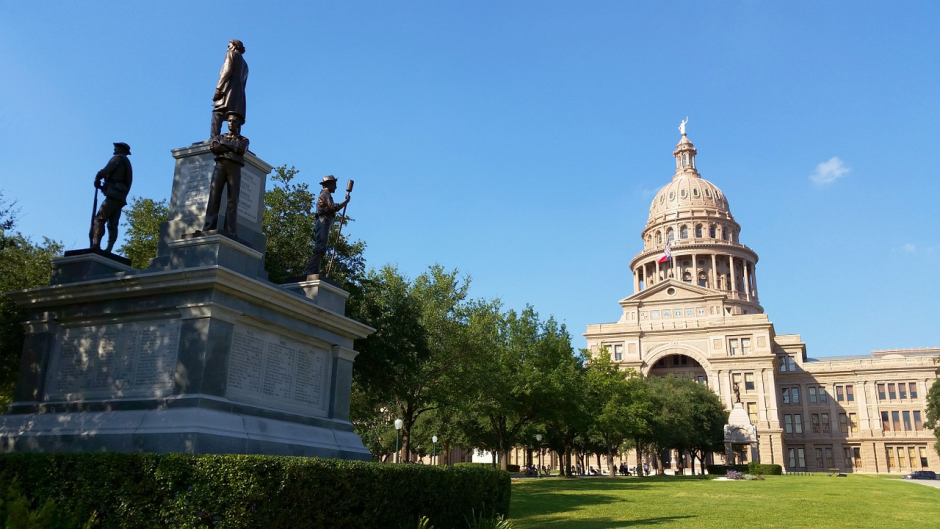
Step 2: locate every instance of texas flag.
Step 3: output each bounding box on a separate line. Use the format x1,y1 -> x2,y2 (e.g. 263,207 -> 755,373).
657,239 -> 672,264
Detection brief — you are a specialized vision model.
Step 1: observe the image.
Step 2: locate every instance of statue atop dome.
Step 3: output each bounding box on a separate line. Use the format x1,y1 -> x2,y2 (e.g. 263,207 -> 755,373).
679,116 -> 688,136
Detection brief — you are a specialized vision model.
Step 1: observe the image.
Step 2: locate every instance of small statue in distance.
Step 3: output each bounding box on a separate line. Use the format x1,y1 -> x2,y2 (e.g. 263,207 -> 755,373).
679,116 -> 688,136
304,175 -> 351,276
210,39 -> 248,140
90,142 -> 133,253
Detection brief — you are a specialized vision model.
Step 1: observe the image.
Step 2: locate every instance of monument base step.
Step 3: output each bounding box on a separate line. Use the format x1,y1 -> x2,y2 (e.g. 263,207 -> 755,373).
0,407 -> 370,460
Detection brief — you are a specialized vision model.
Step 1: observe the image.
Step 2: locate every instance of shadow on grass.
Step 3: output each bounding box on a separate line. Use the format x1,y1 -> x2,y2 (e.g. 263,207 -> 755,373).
511,477 -> 679,522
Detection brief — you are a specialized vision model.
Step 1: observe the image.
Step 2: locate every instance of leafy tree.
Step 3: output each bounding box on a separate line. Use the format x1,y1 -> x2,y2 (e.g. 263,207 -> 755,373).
648,375 -> 726,474
585,351 -> 651,477
924,378 -> 940,455
463,306 -> 576,470
0,193 -> 62,408
118,197 -> 168,268
349,265 -> 474,462
262,165 -> 365,287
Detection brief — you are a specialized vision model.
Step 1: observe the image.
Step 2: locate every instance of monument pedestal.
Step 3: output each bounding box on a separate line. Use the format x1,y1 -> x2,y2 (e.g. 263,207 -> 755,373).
0,144 -> 374,460
724,403 -> 759,465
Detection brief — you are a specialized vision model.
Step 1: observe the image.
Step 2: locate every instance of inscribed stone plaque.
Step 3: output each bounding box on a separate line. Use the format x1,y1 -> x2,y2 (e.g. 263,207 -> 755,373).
237,170 -> 260,224
226,326 -> 331,417
177,159 -> 214,216
46,320 -> 181,401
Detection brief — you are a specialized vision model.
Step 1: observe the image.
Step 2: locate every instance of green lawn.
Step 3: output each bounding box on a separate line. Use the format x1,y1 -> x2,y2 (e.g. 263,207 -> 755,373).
509,474 -> 940,528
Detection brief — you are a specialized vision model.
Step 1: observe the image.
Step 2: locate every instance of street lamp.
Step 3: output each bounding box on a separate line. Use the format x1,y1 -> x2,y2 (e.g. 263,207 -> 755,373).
536,434 -> 543,477
394,419 -> 403,463
432,435 -> 438,466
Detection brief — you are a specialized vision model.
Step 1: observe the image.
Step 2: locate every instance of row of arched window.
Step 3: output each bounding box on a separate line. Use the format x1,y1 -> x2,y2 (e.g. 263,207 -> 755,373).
647,223 -> 738,247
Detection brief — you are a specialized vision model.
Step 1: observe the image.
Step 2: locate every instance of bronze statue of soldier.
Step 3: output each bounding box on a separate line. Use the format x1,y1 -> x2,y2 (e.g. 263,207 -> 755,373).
210,39 -> 248,140
304,175 -> 350,276
90,142 -> 133,253
202,123 -> 249,236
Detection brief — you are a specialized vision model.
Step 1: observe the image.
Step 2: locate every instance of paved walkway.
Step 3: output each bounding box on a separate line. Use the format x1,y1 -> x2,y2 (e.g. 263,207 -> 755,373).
896,479 -> 940,489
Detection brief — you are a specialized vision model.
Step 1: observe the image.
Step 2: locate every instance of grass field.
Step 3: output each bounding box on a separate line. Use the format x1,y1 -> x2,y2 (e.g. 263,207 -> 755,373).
509,474 -> 940,528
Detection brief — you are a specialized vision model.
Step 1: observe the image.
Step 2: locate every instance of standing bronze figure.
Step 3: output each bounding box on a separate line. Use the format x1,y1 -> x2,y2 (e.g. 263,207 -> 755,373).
90,142 -> 133,253
202,132 -> 250,236
210,39 -> 248,140
304,176 -> 350,276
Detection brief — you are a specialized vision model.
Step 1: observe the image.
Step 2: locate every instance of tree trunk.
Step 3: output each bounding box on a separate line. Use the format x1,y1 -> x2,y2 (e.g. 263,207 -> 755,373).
607,444 -> 615,478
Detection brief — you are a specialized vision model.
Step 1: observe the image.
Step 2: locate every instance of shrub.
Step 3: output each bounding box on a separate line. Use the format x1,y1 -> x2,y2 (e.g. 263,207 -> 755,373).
0,453 -> 510,529
747,462 -> 782,475
726,470 -> 744,480
707,464 -> 748,475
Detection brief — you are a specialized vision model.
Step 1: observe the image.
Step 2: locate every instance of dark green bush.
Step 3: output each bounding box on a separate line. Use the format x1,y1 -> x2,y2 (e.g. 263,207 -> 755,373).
706,464 -> 749,475
0,453 -> 510,529
747,462 -> 783,475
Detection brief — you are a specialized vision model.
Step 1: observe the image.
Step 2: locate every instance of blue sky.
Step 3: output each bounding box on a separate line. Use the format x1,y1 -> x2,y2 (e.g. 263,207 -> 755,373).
2,2 -> 938,357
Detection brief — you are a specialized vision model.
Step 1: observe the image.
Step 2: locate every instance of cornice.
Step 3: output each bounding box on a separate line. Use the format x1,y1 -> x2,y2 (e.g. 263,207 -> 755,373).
9,266 -> 375,340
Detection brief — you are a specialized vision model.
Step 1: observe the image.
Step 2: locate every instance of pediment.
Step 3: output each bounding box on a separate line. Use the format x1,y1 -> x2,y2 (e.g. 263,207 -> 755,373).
619,279 -> 720,306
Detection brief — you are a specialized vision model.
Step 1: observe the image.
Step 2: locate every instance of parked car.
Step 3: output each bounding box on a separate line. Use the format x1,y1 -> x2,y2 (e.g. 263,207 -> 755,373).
903,470 -> 937,480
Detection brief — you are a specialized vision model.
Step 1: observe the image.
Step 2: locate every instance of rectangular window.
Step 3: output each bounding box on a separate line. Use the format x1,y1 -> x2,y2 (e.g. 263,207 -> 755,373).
741,338 -> 751,355
820,387 -> 828,403
914,411 -> 923,431
903,411 -> 912,431
848,413 -> 857,433
821,413 -> 831,433
846,385 -> 854,402
815,448 -> 825,469
809,386 -> 817,403
794,414 -> 803,434
784,415 -> 793,434
811,413 -> 820,433
836,386 -> 845,402
853,447 -> 862,467
907,447 -> 916,469
910,382 -> 918,399
782,388 -> 791,404
888,383 -> 897,400
892,411 -> 901,431
887,447 -> 896,470
921,447 -> 929,468
744,373 -> 755,391
877,383 -> 886,400
747,402 -> 758,424
839,413 -> 848,434
792,387 -> 801,404
789,448 -> 806,469
844,447 -> 853,468
729,339 -> 739,356
824,447 -> 834,468
899,383 -> 907,400
614,344 -> 623,361
882,411 -> 891,431
732,373 -> 742,390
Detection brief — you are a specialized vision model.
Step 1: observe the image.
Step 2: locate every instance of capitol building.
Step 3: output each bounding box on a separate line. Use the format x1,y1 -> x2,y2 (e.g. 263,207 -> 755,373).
584,126 -> 940,474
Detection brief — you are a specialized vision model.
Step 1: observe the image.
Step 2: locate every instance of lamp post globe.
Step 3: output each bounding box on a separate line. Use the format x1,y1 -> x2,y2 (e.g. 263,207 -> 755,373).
432,435 -> 438,466
535,434 -> 543,477
394,419 -> 403,463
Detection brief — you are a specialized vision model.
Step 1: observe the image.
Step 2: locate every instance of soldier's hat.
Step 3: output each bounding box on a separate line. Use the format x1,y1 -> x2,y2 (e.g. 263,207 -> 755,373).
319,175 -> 338,186
113,142 -> 131,154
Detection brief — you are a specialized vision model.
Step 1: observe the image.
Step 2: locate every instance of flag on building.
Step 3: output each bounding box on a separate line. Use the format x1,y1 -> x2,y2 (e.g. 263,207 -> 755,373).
657,239 -> 672,264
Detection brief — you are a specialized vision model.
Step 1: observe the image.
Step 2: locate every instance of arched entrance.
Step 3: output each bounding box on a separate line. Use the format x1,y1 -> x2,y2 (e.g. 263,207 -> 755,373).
646,352 -> 708,384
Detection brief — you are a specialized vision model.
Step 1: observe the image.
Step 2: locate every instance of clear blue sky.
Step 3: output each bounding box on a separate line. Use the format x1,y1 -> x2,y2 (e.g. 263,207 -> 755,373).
2,2 -> 938,357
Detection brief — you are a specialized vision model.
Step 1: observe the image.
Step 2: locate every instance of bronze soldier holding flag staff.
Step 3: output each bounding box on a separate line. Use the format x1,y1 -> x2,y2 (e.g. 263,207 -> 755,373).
90,142 -> 132,253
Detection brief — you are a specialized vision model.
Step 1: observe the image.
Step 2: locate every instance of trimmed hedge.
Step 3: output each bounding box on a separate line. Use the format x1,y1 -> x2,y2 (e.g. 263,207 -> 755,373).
706,464 -> 749,475
747,462 -> 783,475
0,453 -> 510,529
